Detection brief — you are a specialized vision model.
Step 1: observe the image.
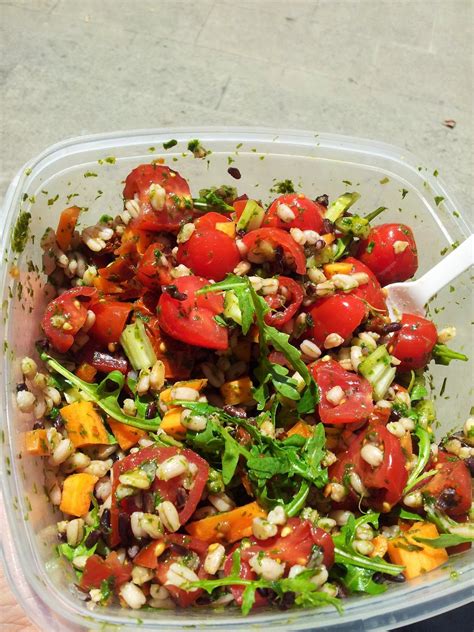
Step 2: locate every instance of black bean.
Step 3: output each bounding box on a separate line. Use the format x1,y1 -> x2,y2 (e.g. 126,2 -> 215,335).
236,229 -> 246,239
57,532 -> 67,542
314,239 -> 326,251
315,194 -> 329,207
384,572 -> 406,583
84,529 -> 101,548
176,487 -> 188,511
143,493 -> 155,514
223,405 -> 247,418
436,487 -> 459,512
162,285 -> 188,301
35,338 -> 50,352
100,508 -> 111,533
33,421 -> 45,430
322,218 -> 334,234
227,167 -> 241,180
381,322 -> 403,335
465,456 -> 474,476
146,401 -> 158,419
16,383 -> 28,392
118,512 -> 133,546
279,591 -> 296,610
53,413 -> 64,430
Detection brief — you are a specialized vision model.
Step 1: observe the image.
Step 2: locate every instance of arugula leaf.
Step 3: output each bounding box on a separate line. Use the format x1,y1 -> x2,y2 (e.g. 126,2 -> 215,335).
241,584 -> 257,615
42,353 -> 161,431
340,565 -> 386,595
414,533 -> 474,548
403,426 -> 432,494
58,501 -> 101,565
222,435 -> 241,484
399,508 -> 424,522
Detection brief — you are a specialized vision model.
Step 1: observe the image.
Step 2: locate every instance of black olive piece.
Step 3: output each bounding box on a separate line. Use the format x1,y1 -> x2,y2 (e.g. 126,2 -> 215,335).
16,383 -> 28,392
223,405 -> 247,418
33,421 -> 45,430
84,529 -> 101,548
57,532 -> 67,542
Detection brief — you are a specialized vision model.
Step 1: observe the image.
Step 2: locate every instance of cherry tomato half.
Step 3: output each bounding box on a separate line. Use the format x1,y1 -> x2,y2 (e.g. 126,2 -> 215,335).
309,294 -> 366,347
110,446 -> 209,547
81,552 -> 131,591
136,241 -> 173,290
330,424 -> 408,510
358,224 -> 418,286
123,164 -> 192,232
342,257 -> 387,314
388,313 -> 437,370
177,227 -> 240,281
263,194 -> 325,232
242,227 -> 306,274
157,276 -> 228,350
194,212 -> 233,230
421,452 -> 472,517
41,287 -> 97,353
312,358 -> 374,424
89,300 -> 132,346
264,276 -> 304,328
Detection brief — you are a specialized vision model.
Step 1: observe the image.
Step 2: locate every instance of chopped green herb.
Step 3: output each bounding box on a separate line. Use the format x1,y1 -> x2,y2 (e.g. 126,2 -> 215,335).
163,139 -> 178,150
11,211 -> 31,253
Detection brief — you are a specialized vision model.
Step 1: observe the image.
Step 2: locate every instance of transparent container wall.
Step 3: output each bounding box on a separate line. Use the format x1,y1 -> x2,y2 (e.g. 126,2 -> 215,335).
1,129 -> 472,631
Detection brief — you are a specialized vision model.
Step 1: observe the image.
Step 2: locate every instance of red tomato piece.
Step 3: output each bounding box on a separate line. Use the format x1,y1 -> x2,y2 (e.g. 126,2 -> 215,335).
309,294 -> 366,347
177,227 -> 240,281
312,359 -> 374,424
136,242 -> 173,290
341,257 -> 387,313
242,227 -> 306,274
88,301 -> 132,346
358,223 -> 418,286
330,425 -> 408,510
195,212 -> 232,230
264,276 -> 304,328
223,544 -> 268,609
110,446 -> 209,547
123,164 -> 192,232
421,454 -> 472,517
388,313 -> 438,370
155,544 -> 208,607
41,287 -> 97,353
80,552 -> 132,591
157,276 -> 228,350
263,194 -> 325,232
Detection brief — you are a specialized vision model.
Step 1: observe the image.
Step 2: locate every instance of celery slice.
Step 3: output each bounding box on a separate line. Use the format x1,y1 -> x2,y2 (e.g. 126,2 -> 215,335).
358,344 -> 396,400
120,319 -> 157,370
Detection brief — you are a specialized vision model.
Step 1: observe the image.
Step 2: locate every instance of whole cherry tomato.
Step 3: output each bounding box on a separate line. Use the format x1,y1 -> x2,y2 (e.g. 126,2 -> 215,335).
177,227 -> 240,281
388,313 -> 437,370
358,223 -> 418,286
263,194 -> 325,233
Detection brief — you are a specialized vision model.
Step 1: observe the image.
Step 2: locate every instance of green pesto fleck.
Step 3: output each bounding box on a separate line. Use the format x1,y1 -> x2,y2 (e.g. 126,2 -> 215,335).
434,196 -> 444,206
163,139 -> 178,150
48,194 -> 59,206
401,188 -> 409,199
84,171 -> 98,178
148,146 -> 156,152
11,211 -> 31,253
379,177 -> 389,184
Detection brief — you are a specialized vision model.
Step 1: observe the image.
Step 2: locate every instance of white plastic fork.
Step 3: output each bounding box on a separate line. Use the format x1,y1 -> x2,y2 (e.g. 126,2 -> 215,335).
384,234 -> 474,319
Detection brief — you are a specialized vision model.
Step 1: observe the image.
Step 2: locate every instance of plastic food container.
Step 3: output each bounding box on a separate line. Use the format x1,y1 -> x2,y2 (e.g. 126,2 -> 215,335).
0,128 -> 472,631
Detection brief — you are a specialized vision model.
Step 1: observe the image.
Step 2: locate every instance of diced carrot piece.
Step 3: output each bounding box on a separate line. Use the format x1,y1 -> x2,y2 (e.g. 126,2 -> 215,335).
60,472 -> 98,516
387,522 -> 448,579
370,535 -> 388,558
287,420 -> 313,439
158,408 -> 187,439
215,222 -> 236,239
323,262 -> 353,277
321,233 -> 336,245
220,377 -> 254,406
185,502 -> 267,544
108,418 -> 146,450
56,206 -> 81,251
159,379 -> 208,404
60,401 -> 109,447
24,429 -> 49,456
75,362 -> 97,383
400,431 -> 413,457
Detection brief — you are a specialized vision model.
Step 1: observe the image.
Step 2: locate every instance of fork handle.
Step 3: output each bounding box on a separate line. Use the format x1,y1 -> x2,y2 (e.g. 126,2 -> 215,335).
415,234 -> 474,307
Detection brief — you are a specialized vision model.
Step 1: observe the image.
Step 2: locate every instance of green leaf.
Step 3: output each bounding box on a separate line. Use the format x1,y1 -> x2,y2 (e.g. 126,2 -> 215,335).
414,533 -> 474,548
296,377 -> 319,414
399,508 -> 423,522
42,353 -> 161,431
341,565 -> 386,595
432,343 -> 468,365
222,436 -> 240,484
241,584 -> 257,615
